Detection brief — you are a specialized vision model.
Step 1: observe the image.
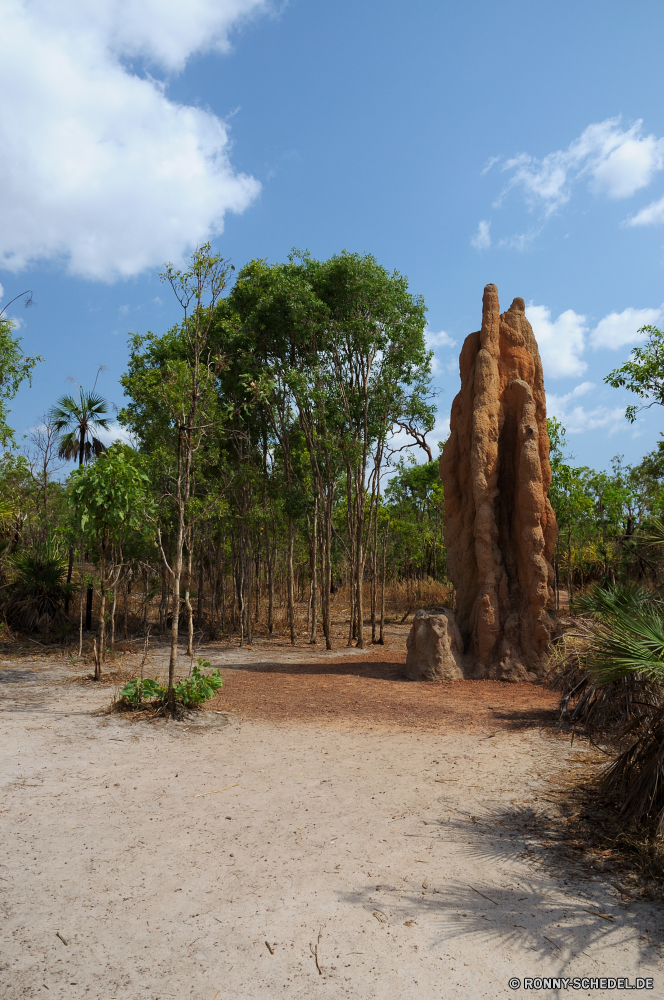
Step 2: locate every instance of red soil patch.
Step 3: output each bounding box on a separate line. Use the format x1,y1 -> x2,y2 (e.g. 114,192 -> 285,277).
208,653 -> 558,731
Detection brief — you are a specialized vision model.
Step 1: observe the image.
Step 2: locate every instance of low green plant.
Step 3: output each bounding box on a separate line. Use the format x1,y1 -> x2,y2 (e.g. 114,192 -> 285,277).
118,659 -> 222,709
119,677 -> 165,707
174,662 -> 223,705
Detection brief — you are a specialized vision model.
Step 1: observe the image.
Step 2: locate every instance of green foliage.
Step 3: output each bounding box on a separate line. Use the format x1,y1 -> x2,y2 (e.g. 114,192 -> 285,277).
118,677 -> 165,707
0,318 -> 42,446
69,444 -> 151,541
604,325 -> 664,422
118,660 -> 223,708
173,662 -> 224,705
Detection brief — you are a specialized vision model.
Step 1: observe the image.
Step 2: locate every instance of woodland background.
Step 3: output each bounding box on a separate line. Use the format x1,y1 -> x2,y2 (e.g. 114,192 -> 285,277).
1,246 -> 663,664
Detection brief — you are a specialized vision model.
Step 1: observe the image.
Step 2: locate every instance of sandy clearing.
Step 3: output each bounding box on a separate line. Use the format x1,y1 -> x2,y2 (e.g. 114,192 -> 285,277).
1,651 -> 662,1000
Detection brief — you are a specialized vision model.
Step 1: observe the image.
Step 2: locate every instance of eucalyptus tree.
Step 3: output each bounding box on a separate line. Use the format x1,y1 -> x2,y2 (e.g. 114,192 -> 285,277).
120,244 -> 233,710
306,251 -> 433,648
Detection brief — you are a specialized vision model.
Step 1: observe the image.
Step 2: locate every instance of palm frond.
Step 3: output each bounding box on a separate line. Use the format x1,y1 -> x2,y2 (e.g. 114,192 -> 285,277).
572,581 -> 653,619
0,499 -> 18,521
637,517 -> 664,548
600,706 -> 664,836
586,608 -> 664,687
56,432 -> 81,461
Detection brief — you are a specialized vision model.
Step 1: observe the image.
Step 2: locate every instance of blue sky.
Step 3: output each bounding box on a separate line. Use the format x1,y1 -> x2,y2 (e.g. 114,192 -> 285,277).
2,0 -> 664,471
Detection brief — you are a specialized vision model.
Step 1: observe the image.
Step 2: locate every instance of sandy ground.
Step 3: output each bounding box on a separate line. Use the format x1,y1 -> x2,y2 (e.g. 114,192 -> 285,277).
1,642 -> 663,1000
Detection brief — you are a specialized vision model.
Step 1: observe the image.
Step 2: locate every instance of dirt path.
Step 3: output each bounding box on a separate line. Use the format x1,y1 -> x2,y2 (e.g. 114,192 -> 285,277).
1,647 -> 662,999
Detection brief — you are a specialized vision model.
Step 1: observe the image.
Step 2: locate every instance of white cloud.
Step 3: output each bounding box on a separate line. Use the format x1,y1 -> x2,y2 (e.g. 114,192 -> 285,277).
526,303 -> 588,378
97,421 -> 136,448
546,385 -> 626,437
425,328 -> 456,376
471,220 -> 491,250
481,156 -> 500,176
0,0 -> 265,281
626,194 -> 664,227
590,305 -> 664,349
425,328 -> 456,349
496,228 -> 541,251
500,118 -> 664,216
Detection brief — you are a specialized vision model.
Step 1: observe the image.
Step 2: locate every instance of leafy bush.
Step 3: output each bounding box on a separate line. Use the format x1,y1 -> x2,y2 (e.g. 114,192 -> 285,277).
118,659 -> 223,709
118,677 -> 165,707
174,663 -> 223,705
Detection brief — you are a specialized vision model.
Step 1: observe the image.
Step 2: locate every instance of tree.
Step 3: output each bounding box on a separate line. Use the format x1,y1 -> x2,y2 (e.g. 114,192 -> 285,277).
0,298 -> 42,447
49,378 -> 112,467
122,244 -> 234,710
604,325 -> 664,422
69,445 -> 151,677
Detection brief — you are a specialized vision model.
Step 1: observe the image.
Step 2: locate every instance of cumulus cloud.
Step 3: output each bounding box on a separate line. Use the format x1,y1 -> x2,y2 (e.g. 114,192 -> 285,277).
425,328 -> 456,349
471,220 -> 491,250
526,303 -> 588,378
590,305 -> 664,350
425,328 -> 456,376
0,0 -> 265,281
626,194 -> 664,227
546,384 -> 625,436
499,117 -> 664,216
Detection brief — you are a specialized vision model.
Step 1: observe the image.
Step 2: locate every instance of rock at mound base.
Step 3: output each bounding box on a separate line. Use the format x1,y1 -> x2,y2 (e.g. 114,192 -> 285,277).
405,610 -> 465,682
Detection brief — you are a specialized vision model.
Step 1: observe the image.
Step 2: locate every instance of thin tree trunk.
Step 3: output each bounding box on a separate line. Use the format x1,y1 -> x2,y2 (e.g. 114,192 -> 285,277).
196,553 -> 204,629
287,517 -> 295,645
267,522 -> 275,635
78,567 -> 84,657
184,534 -> 194,658
379,520 -> 388,645
310,503 -> 318,643
110,584 -> 117,650
65,547 -> 73,614
371,504 -> 378,643
321,493 -> 333,650
96,538 -> 107,673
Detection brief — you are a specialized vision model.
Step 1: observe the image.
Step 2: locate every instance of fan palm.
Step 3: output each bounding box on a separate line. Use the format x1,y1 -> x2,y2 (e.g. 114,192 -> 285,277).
6,536 -> 73,633
49,385 -> 112,466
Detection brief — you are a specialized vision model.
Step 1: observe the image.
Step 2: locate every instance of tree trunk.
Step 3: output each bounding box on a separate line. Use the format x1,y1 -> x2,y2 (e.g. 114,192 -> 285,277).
110,585 -> 117,650
320,492 -> 333,650
287,517 -> 295,645
65,547 -> 73,614
379,520 -> 388,645
267,522 -> 274,635
123,572 -> 129,637
97,538 -> 107,673
184,534 -> 194,658
196,554 -> 204,629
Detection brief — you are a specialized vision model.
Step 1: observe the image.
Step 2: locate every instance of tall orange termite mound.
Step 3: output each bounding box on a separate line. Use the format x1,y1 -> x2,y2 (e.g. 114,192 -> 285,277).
439,284 -> 558,681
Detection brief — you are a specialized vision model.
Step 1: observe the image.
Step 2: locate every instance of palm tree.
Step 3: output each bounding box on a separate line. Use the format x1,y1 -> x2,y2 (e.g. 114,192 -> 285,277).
49,381 -> 112,620
49,384 -> 112,467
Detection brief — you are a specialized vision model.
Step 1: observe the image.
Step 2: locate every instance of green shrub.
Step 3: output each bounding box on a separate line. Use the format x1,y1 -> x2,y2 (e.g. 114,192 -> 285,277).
174,662 -> 223,705
119,677 -> 165,707
118,659 -> 223,709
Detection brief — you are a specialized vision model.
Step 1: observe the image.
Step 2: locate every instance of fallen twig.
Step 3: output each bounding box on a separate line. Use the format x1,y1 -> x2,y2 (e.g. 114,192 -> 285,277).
310,929 -> 323,975
468,884 -> 498,905
56,931 -> 68,946
265,941 -> 274,955
193,784 -> 239,798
